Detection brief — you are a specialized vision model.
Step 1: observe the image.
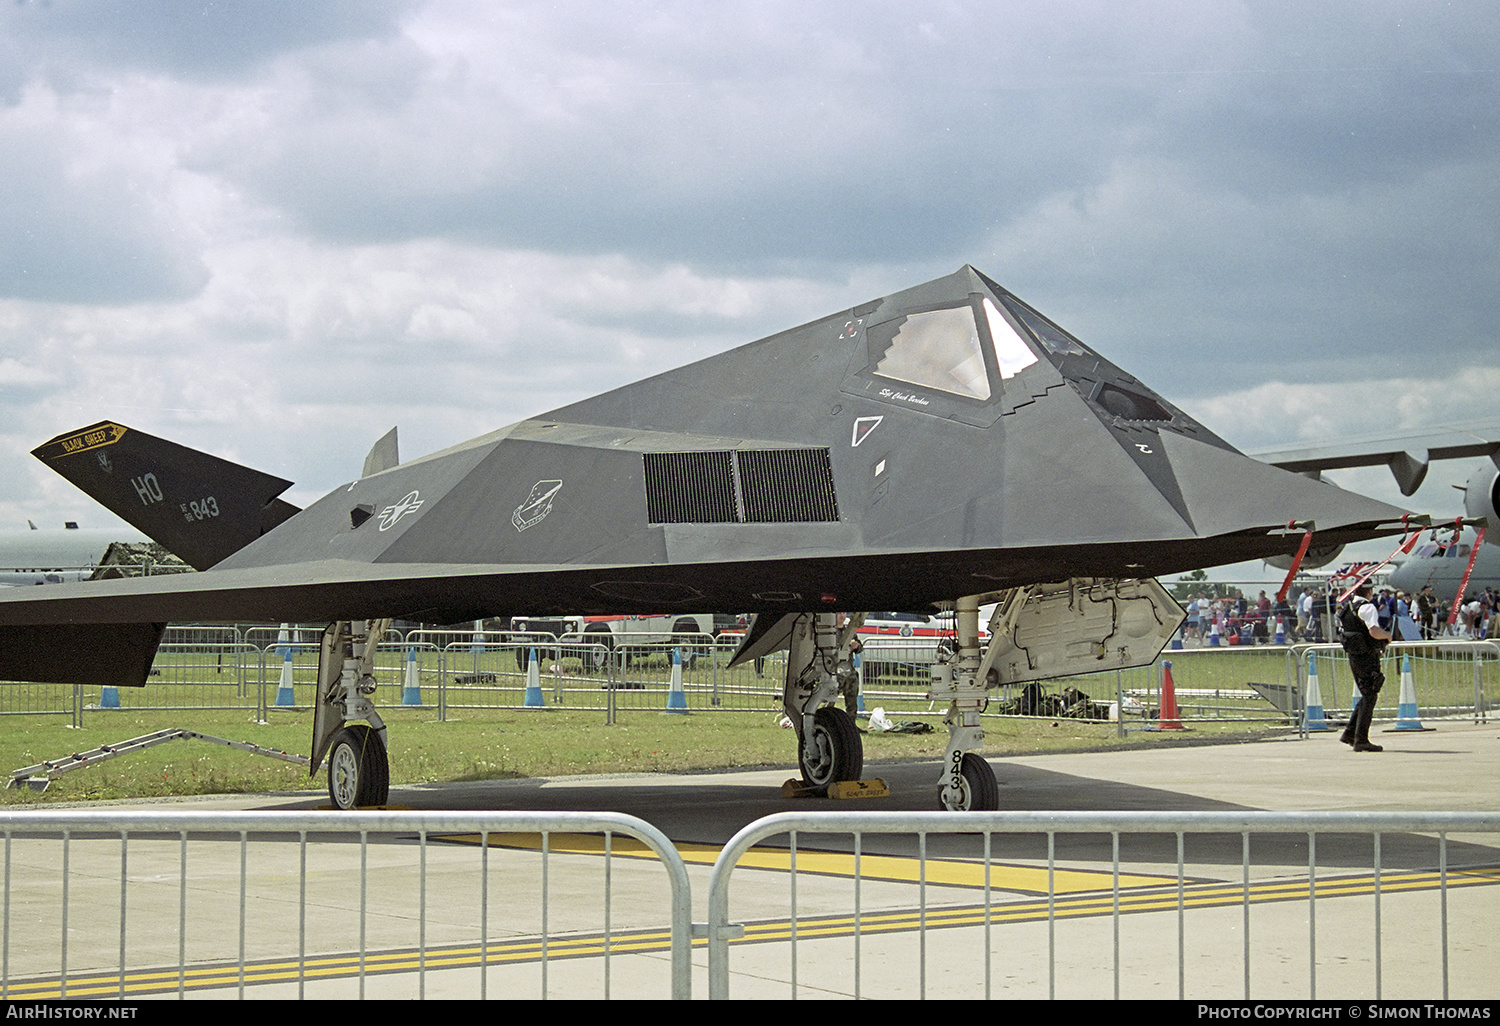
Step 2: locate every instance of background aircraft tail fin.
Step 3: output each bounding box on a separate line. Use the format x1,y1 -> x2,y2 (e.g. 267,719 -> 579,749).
32,421 -> 300,571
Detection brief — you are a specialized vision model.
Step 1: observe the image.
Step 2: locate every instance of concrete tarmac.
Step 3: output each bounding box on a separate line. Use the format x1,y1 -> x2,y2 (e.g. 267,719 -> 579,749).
4,720 -> 1497,1000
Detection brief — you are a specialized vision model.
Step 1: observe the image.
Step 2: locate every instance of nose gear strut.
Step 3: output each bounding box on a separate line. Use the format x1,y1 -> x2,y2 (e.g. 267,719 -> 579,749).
310,619 -> 391,809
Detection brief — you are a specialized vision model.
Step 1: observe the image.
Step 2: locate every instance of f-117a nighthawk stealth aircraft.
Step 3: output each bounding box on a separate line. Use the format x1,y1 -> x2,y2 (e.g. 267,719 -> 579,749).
1,266 -> 1410,809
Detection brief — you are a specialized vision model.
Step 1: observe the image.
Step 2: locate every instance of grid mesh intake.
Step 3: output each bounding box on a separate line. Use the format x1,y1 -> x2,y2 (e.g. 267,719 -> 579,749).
643,448 -> 838,524
643,450 -> 738,524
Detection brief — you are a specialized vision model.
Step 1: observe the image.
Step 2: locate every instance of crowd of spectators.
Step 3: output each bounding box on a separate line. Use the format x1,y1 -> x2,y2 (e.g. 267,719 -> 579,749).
1179,583 -> 1499,645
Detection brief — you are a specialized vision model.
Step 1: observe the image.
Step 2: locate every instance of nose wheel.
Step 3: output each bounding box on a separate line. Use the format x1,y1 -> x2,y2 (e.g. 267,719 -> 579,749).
938,752 -> 998,811
327,724 -> 390,809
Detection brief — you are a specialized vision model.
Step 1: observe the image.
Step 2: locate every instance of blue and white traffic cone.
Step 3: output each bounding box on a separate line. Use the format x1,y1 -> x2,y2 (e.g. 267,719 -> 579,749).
523,648 -> 545,707
99,684 -> 120,709
1274,616 -> 1286,645
275,648 -> 296,707
1393,653 -> 1428,730
276,622 -> 291,661
666,647 -> 688,711
402,647 -> 422,706
1207,620 -> 1220,647
1304,652 -> 1328,731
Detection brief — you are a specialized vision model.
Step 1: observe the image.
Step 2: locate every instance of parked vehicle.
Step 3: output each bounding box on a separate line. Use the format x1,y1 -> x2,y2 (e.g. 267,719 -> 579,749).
855,610 -> 996,676
509,613 -> 715,669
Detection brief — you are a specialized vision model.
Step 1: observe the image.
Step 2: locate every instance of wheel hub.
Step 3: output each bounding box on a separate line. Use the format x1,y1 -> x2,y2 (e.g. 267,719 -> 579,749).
801,727 -> 834,785
330,743 -> 359,809
939,769 -> 972,810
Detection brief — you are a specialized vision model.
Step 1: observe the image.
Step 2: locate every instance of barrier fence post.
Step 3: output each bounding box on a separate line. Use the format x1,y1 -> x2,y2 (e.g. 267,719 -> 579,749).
257,649 -> 268,724
1476,650 -> 1486,725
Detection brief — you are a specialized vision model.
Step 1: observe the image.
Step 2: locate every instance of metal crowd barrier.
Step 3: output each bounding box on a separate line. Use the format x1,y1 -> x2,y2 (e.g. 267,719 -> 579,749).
0,810 -> 691,1000
1,631 -> 1494,731
428,632 -> 784,717
706,810 -> 1500,1000
1289,640 -> 1496,730
1,808 -> 1493,1000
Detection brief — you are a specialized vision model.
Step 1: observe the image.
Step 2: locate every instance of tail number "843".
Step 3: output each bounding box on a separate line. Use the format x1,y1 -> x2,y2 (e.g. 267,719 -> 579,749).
181,497 -> 220,522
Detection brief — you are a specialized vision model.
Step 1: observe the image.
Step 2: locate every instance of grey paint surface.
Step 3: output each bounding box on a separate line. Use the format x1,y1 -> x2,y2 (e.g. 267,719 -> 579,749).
3,266 -> 1409,685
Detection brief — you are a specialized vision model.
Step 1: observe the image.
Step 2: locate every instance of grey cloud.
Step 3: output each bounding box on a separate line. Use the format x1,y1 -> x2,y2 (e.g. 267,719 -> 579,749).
2,0 -> 414,82
188,0 -> 1500,294
0,125 -> 209,303
191,3 -> 1166,267
983,154 -> 1500,398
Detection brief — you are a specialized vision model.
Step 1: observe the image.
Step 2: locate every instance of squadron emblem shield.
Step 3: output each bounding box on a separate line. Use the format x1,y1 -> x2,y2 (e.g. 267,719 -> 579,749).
513,480 -> 563,532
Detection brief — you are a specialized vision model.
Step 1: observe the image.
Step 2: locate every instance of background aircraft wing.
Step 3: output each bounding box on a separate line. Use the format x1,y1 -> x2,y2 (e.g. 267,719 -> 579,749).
1250,418 -> 1500,496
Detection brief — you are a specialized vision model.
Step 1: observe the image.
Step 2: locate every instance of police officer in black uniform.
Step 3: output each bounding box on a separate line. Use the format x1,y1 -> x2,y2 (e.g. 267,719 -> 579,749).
1340,581 -> 1392,752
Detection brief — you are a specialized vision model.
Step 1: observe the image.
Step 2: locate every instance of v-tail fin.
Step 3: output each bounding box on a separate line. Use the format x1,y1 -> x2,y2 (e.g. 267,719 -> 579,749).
32,421 -> 300,571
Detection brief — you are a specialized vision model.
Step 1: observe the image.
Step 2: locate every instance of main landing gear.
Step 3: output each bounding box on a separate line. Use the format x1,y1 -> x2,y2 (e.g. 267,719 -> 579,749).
327,723 -> 389,809
782,613 -> 865,794
773,606 -> 1002,808
798,706 -> 862,790
311,619 -> 392,809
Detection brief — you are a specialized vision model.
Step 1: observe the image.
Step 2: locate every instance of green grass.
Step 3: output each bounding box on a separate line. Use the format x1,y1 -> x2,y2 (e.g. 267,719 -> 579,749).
0,706 -> 1288,805
0,640 -> 1485,804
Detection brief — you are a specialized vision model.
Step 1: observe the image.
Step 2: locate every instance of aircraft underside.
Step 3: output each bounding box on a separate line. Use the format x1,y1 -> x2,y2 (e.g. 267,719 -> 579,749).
308,577 -> 1183,810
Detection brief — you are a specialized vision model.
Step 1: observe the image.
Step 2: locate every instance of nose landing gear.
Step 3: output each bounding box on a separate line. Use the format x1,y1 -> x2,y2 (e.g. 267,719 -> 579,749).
311,619 -> 392,810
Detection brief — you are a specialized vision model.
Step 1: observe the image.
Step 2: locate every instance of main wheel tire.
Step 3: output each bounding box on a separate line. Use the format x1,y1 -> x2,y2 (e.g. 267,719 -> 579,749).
671,619 -> 701,669
937,752 -> 999,811
583,629 -> 614,671
798,706 -> 863,789
327,724 -> 390,810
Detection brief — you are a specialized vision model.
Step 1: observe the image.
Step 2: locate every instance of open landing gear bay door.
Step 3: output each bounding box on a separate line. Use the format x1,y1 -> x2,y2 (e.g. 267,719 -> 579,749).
981,578 -> 1185,686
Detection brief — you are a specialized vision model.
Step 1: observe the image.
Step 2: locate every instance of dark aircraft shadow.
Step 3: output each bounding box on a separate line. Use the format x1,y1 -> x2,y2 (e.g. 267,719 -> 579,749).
259,757 -> 1499,874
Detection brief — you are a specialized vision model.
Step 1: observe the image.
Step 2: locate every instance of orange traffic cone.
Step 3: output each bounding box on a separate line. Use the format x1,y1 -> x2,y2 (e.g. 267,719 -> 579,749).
1157,660 -> 1184,730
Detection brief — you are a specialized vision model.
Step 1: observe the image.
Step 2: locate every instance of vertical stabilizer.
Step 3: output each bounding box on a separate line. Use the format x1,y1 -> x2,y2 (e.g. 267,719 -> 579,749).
32,422 -> 300,571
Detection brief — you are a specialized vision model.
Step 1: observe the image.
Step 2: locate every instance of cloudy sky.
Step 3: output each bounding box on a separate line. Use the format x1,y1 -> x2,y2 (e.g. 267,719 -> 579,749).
1,0 -> 1495,573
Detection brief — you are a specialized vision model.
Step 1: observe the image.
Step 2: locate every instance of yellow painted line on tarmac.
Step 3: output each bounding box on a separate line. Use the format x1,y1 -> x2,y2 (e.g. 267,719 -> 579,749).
732,865 -> 1500,943
436,831 -> 1173,894
7,865 -> 1497,999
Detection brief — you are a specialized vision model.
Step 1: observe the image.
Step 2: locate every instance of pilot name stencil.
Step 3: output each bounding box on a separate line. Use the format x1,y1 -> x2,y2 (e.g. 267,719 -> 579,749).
877,388 -> 930,407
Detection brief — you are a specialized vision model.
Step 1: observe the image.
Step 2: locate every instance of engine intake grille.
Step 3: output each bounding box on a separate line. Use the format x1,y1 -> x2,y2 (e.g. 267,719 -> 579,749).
644,448 -> 839,524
